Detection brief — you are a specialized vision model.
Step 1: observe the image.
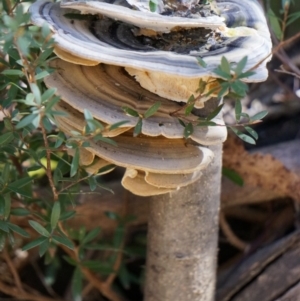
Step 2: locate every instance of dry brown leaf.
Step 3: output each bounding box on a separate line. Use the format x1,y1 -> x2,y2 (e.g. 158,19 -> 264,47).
223,135 -> 300,202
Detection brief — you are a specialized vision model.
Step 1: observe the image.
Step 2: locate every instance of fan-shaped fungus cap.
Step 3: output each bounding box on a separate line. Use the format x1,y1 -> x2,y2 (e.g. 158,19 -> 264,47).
30,0 -> 272,82
54,108 -> 212,195
46,59 -> 227,145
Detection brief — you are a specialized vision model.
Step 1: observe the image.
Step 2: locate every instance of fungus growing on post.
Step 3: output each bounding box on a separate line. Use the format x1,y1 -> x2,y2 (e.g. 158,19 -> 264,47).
30,0 -> 271,300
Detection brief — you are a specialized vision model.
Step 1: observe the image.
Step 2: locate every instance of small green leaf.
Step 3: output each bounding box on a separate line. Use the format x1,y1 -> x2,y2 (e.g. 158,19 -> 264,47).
4,194 -> 11,220
93,135 -> 118,146
41,22 -> 51,38
70,148 -> 80,177
133,118 -> 143,137
24,93 -> 36,106
88,176 -> 97,192
244,126 -> 258,140
122,106 -> 139,117
118,264 -> 131,289
105,211 -> 119,220
230,127 -> 256,145
63,255 -> 77,266
206,104 -> 224,121
184,122 -> 194,138
2,163 -> 10,184
236,71 -> 255,79
86,119 -> 103,132
250,110 -> 268,122
30,83 -> 41,105
81,260 -> 113,274
42,87 -> 57,102
0,231 -> 6,251
39,239 -> 50,257
268,8 -> 282,40
16,113 -> 39,129
144,102 -> 161,118
32,114 -> 41,129
235,99 -> 242,122
196,57 -> 207,68
178,119 -> 186,127
29,220 -> 50,237
96,164 -> 116,175
45,96 -> 61,112
149,0 -> 157,12
113,225 -> 125,247
222,167 -> 244,186
230,80 -> 248,97
82,227 -> 101,245
54,132 -> 65,148
35,70 -> 50,80
8,176 -> 32,188
7,223 -> 30,237
10,208 -> 30,216
7,177 -> 32,198
52,235 -> 74,250
59,211 -> 76,221
214,68 -> 232,80
42,116 -> 52,131
234,56 -> 248,76
240,112 -> 250,120
109,120 -> 129,131
23,237 -> 48,251
2,69 -> 24,76
218,82 -> 230,98
36,47 -> 54,64
185,95 -> 195,116
286,11 -> 300,26
197,121 -> 217,126
0,132 -> 14,145
72,267 -> 83,301
0,221 -> 9,233
220,56 -> 231,74
197,79 -> 207,94
84,109 -> 94,121
51,202 -> 61,230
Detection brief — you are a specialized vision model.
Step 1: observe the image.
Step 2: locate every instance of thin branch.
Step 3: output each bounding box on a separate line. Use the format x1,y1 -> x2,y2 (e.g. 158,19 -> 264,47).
249,31 -> 300,73
220,212 -> 248,251
105,191 -> 129,287
0,279 -> 62,301
58,174 -> 91,194
275,68 -> 300,80
2,248 -> 24,293
40,123 -> 59,201
30,260 -> 61,299
280,2 -> 290,42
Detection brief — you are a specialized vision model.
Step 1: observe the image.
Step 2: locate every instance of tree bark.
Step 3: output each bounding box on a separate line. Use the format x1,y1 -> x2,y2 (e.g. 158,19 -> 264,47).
144,143 -> 223,301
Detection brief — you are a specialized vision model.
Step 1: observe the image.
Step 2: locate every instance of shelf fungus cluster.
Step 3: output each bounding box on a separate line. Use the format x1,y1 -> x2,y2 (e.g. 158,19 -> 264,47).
30,0 -> 271,196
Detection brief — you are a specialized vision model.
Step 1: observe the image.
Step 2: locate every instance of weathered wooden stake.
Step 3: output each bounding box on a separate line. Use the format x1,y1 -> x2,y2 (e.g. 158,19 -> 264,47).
144,143 -> 222,301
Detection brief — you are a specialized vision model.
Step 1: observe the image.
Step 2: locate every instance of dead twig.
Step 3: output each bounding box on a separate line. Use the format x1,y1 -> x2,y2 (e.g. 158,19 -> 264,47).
275,68 -> 300,80
0,279 -> 63,301
249,31 -> 300,73
2,248 -> 24,293
220,212 -> 248,251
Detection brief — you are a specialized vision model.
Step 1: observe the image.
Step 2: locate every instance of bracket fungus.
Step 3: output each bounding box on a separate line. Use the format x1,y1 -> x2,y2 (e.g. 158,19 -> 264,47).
30,0 -> 271,299
30,0 -> 271,196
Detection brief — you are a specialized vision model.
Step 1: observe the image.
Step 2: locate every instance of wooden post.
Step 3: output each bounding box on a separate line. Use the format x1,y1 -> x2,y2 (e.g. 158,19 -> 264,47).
144,143 -> 222,301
